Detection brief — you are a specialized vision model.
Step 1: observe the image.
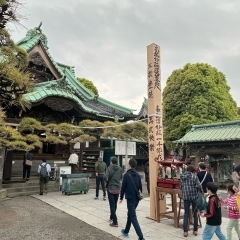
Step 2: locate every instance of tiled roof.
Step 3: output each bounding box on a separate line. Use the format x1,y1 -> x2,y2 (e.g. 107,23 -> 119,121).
17,23 -> 136,120
174,120 -> 240,143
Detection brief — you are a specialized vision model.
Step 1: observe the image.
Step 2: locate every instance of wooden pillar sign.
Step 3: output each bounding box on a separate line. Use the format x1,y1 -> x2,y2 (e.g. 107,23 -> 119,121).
147,43 -> 166,220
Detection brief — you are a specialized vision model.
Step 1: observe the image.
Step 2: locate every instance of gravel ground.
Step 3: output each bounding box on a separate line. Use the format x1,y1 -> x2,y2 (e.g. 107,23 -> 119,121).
0,196 -> 120,240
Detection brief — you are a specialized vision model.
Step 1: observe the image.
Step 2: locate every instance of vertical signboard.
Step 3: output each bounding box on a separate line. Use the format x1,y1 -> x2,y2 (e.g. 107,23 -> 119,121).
147,43 -> 166,220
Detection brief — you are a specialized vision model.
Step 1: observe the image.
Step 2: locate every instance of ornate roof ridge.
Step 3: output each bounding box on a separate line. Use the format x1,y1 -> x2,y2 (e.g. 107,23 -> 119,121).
97,97 -> 135,114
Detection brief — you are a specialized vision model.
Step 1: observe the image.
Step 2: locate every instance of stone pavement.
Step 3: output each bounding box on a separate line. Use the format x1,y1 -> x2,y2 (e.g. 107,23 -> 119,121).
33,190 -> 238,240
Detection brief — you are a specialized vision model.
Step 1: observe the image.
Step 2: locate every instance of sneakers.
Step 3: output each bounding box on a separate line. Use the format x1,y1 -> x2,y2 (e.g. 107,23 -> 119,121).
94,197 -> 98,200
121,229 -> 129,238
109,223 -> 118,227
103,196 -> 106,201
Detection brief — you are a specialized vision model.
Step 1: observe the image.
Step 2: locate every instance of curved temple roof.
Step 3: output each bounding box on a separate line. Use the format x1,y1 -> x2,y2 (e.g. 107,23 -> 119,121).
18,23 -> 136,121
174,120 -> 240,143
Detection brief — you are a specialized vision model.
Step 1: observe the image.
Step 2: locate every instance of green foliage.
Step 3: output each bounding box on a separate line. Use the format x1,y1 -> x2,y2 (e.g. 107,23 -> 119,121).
77,78 -> 99,95
0,28 -> 33,109
0,0 -> 23,29
163,63 -> 239,149
102,121 -> 148,141
44,122 -> 94,145
26,134 -> 43,149
79,120 -> 104,136
0,109 -> 36,151
18,117 -> 43,133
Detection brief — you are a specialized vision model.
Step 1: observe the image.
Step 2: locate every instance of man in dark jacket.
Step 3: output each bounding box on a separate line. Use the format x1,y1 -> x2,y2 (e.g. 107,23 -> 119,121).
197,162 -> 213,193
200,182 -> 226,240
119,159 -> 145,240
94,157 -> 107,200
23,151 -> 33,181
180,165 -> 203,237
105,156 -> 123,227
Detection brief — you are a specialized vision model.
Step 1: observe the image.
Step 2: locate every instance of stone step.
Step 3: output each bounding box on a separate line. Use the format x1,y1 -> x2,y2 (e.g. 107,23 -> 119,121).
7,190 -> 59,198
6,185 -> 58,193
2,180 -> 57,188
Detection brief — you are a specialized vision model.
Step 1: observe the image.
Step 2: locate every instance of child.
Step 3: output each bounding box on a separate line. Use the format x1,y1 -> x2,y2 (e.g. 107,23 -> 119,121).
200,182 -> 226,240
220,184 -> 240,240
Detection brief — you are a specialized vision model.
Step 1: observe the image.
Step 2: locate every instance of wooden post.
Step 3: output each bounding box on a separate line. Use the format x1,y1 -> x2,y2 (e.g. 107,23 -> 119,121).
147,43 -> 166,220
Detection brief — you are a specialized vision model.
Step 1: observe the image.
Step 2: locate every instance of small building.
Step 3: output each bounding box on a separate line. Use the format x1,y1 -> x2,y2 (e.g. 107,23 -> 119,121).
174,120 -> 239,185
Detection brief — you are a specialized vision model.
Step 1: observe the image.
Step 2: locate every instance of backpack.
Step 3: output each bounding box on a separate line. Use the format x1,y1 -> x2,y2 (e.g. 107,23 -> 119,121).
196,192 -> 208,212
40,164 -> 48,178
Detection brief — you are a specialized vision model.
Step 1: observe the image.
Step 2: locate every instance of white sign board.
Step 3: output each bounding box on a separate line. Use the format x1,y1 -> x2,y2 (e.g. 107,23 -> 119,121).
115,141 -> 136,155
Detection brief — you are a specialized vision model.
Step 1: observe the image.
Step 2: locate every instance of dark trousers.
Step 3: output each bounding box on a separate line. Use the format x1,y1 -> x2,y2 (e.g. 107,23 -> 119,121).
146,178 -> 150,194
108,191 -> 119,224
183,200 -> 198,232
40,177 -> 49,194
23,164 -> 31,179
68,164 -> 79,173
95,174 -> 106,197
124,199 -> 143,239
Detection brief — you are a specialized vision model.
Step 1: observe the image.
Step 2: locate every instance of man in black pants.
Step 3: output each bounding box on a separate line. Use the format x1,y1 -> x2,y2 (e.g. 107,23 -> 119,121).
23,151 -> 33,181
94,157 -> 107,200
120,159 -> 145,240
105,156 -> 123,227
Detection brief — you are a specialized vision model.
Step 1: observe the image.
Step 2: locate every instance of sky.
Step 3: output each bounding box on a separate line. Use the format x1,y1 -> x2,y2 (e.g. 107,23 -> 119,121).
9,0 -> 240,113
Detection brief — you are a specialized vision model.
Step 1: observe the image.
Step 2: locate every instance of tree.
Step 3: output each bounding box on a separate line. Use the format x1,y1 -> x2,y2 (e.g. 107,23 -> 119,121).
77,78 -> 99,95
163,63 -> 239,149
44,122 -> 96,145
0,28 -> 33,110
0,0 -> 24,29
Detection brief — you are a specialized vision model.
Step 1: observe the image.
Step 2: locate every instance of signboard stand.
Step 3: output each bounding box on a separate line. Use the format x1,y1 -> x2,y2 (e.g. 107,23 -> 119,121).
115,140 -> 136,171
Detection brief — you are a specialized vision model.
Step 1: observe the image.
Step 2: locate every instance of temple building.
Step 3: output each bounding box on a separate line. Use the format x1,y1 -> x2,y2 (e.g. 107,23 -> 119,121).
6,23 -> 139,125
3,23 -> 149,185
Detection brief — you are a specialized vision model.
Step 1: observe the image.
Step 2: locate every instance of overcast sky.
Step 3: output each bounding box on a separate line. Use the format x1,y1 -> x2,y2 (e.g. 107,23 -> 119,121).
9,0 -> 240,113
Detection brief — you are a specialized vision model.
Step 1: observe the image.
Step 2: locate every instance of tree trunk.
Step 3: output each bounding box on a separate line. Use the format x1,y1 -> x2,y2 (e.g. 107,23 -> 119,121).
0,147 -> 6,189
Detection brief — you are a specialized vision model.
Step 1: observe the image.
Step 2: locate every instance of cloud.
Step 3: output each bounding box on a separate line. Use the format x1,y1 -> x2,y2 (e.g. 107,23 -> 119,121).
9,0 -> 240,111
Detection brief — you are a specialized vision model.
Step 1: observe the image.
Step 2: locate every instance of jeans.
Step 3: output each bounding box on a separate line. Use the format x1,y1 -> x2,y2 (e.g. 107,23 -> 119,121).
23,164 -> 31,179
40,177 -> 49,194
202,224 -> 226,240
183,200 -> 198,232
227,219 -> 240,240
95,174 -> 106,197
124,199 -> 144,239
107,191 -> 119,224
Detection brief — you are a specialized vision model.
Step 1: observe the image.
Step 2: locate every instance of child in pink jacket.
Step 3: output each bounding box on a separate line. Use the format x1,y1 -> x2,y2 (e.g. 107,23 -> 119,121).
220,184 -> 240,240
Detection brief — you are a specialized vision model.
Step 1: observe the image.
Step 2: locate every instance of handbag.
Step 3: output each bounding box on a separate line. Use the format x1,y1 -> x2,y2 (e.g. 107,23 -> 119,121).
128,174 -> 143,201
25,160 -> 32,166
106,169 -> 117,188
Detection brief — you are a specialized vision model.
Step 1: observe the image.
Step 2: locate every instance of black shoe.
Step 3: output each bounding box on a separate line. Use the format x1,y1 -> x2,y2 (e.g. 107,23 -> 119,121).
39,193 -> 43,195
109,223 -> 118,227
26,178 -> 29,181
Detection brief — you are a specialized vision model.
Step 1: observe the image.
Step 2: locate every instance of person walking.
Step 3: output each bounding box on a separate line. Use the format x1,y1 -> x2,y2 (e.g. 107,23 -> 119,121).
180,165 -> 203,237
94,157 -> 107,200
23,151 -> 33,181
200,182 -> 226,240
119,159 -> 145,240
144,161 -> 150,194
197,162 -> 213,193
38,159 -> 51,195
68,150 -> 79,173
105,156 -> 123,227
220,184 -> 240,240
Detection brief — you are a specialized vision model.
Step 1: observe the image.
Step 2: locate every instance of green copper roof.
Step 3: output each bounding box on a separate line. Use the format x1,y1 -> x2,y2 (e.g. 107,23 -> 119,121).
18,23 -> 136,120
174,120 -> 240,143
